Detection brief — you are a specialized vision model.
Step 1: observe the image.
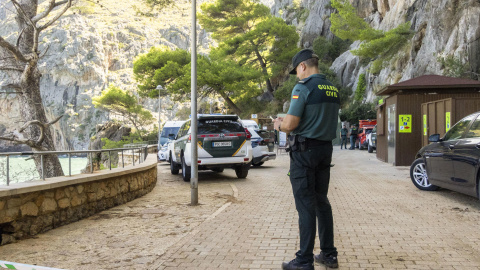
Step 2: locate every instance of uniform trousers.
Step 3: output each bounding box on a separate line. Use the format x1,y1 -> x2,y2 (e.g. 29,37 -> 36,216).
340,135 -> 347,149
349,135 -> 357,149
289,142 -> 337,264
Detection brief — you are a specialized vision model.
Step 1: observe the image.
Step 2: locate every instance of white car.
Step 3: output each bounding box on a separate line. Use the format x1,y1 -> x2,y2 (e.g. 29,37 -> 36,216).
170,115 -> 253,181
248,128 -> 276,166
241,119 -> 259,130
158,120 -> 185,161
159,139 -> 174,163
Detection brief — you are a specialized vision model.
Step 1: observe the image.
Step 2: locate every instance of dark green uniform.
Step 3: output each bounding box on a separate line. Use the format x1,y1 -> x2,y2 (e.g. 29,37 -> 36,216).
287,74 -> 340,264
349,125 -> 358,150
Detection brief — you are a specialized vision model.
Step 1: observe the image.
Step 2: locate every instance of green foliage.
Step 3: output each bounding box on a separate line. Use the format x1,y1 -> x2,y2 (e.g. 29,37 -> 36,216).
330,0 -> 414,72
437,54 -> 470,78
133,46 -> 191,98
71,1 -> 96,15
199,0 -> 299,91
354,73 -> 367,102
275,76 -> 298,102
133,46 -> 263,114
101,134 -> 143,150
330,0 -> 383,42
339,102 -> 376,123
369,59 -> 383,75
352,22 -> 413,63
137,0 -> 175,15
92,85 -> 154,133
313,36 -> 352,64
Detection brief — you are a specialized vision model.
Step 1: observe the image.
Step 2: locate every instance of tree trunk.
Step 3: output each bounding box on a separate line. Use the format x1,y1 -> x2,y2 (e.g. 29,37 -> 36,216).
15,0 -> 64,178
19,67 -> 65,177
218,91 -> 242,115
251,42 -> 274,93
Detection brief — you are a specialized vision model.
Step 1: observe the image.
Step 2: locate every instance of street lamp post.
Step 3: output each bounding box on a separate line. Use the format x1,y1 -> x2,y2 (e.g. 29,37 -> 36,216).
156,85 -> 163,146
190,0 -> 198,205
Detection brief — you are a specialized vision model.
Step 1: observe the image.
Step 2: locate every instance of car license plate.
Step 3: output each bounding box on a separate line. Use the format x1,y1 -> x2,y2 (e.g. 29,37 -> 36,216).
213,141 -> 232,147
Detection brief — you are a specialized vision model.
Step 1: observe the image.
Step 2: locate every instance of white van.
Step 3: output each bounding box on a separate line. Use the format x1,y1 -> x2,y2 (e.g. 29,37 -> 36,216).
241,119 -> 259,130
158,120 -> 185,161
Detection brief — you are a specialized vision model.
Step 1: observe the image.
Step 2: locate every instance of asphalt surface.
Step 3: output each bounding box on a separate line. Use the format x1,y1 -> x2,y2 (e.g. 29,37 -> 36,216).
1,147 -> 480,269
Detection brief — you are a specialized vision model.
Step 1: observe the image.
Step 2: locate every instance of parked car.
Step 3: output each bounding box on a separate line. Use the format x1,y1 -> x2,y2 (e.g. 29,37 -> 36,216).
170,115 -> 252,181
158,120 -> 185,161
248,128 -> 276,166
366,125 -> 377,153
163,139 -> 174,163
410,112 -> 480,199
241,119 -> 259,130
357,119 -> 376,150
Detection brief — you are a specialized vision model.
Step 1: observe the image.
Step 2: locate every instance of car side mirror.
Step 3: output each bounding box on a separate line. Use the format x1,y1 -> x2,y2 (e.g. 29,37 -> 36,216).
429,134 -> 441,142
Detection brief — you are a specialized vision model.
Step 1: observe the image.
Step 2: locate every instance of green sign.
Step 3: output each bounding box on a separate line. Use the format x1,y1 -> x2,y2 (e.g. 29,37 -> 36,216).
399,114 -> 412,133
378,99 -> 384,105
446,112 -> 451,132
423,115 -> 427,136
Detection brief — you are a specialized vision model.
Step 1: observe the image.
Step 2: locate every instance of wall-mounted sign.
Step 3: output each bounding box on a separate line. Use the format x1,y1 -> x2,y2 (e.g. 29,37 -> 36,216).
423,115 -> 427,136
445,112 -> 451,132
251,114 -> 257,119
399,114 -> 412,133
378,99 -> 384,105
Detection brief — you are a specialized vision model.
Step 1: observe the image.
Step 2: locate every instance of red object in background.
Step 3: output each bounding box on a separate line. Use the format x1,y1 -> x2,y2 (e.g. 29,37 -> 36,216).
357,119 -> 377,149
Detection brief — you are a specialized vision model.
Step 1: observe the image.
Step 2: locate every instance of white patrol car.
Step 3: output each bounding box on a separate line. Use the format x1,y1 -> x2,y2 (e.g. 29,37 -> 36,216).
170,115 -> 252,181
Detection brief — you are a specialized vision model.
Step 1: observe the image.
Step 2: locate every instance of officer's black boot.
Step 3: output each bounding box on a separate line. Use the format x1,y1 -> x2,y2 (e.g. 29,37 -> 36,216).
314,252 -> 338,268
282,259 -> 314,270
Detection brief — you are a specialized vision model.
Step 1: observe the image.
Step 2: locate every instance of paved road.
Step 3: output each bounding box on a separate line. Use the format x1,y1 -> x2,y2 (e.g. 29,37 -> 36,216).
2,148 -> 480,269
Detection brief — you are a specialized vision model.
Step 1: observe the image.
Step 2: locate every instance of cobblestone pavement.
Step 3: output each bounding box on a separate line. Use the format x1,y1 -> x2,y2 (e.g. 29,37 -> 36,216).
2,148 -> 480,270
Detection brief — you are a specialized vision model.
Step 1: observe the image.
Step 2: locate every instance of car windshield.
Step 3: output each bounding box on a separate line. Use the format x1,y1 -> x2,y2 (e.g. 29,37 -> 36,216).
159,127 -> 180,145
443,114 -> 476,141
198,119 -> 244,134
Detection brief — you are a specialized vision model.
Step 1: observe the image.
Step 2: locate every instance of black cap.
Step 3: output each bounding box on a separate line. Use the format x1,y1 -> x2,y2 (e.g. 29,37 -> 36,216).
289,49 -> 319,75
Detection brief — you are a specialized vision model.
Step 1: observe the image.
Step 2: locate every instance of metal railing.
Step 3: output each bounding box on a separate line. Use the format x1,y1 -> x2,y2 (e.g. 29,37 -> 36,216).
123,141 -> 157,148
0,145 -> 156,186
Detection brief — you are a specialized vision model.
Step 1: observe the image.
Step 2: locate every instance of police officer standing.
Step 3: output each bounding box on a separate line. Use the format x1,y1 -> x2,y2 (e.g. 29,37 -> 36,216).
340,124 -> 348,149
274,49 -> 339,270
349,124 -> 358,150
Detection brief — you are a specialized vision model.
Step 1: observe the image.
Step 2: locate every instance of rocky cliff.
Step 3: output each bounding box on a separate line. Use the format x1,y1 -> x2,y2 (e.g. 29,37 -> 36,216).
273,0 -> 480,101
0,0 -> 213,151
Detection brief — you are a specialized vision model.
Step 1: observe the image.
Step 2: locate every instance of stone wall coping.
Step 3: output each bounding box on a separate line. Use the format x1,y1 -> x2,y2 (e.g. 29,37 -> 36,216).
0,155 -> 157,198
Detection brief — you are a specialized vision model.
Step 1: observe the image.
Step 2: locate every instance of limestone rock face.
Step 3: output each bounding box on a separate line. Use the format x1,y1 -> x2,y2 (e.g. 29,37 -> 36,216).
332,0 -> 480,100
275,0 -> 480,102
0,0 -> 214,152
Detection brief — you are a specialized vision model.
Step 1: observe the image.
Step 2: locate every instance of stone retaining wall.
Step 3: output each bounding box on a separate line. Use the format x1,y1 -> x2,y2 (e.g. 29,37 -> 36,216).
0,156 -> 157,245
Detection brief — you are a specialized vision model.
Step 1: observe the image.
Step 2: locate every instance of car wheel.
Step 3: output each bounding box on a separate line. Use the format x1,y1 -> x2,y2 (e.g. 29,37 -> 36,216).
212,167 -> 224,173
170,156 -> 179,175
410,158 -> 439,191
368,142 -> 373,153
235,164 -> 249,178
252,162 -> 264,167
181,155 -> 191,182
